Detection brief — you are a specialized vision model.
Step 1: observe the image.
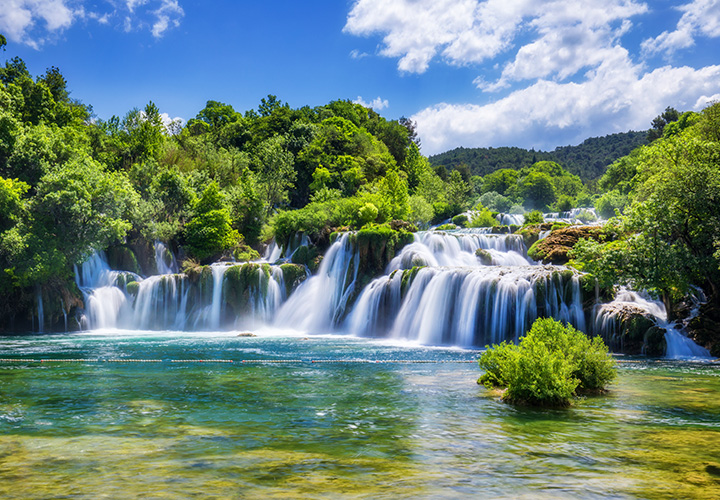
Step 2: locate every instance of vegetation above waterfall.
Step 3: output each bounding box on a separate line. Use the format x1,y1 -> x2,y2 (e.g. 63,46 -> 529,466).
479,318 -> 617,407
0,36 -> 719,352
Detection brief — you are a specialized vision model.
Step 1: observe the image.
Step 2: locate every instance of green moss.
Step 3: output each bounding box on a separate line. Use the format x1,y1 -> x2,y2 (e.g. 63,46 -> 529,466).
280,263 -> 307,296
400,266 -> 424,297
106,246 -> 142,275
355,224 -> 414,279
434,223 -> 457,231
309,255 -> 323,274
233,244 -> 261,262
475,248 -> 492,265
126,281 -> 139,296
223,264 -> 262,315
527,240 -> 545,261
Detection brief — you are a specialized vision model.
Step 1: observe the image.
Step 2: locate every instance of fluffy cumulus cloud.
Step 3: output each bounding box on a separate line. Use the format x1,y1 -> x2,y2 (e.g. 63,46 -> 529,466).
642,0 -> 720,56
0,0 -> 184,47
354,95 -> 390,110
346,0 -> 720,153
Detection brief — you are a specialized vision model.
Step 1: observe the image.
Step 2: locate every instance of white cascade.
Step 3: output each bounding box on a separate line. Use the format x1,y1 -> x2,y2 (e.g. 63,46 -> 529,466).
594,288 -> 711,359
275,233 -> 358,332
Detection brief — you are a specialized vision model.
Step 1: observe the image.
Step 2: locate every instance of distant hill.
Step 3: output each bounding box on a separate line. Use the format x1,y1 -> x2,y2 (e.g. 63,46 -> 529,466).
429,131 -> 648,181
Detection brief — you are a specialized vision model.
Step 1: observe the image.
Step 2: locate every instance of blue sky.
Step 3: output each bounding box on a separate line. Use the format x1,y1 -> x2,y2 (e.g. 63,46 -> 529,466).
1,0 -> 720,155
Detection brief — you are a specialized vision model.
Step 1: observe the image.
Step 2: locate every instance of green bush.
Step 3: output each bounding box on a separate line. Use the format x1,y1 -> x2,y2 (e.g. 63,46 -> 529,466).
524,210 -> 544,224
452,214 -> 468,227
478,318 -> 616,406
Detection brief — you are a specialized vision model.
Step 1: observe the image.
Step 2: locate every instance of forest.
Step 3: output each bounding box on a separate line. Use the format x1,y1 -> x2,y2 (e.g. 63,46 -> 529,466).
1,38 -> 719,356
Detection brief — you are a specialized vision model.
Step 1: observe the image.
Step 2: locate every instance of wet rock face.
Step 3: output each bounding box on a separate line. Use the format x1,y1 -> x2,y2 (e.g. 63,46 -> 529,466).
596,303 -> 660,355
687,300 -> 720,357
528,226 -> 604,265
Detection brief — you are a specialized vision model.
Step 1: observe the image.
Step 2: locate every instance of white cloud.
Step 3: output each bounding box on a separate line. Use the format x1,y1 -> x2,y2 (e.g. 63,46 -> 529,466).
160,112 -> 184,134
345,0 -> 648,79
0,0 -> 78,48
0,0 -> 184,47
354,96 -> 390,110
151,0 -> 183,38
346,0 -> 720,154
350,49 -> 369,59
642,0 -> 720,56
412,61 -> 720,154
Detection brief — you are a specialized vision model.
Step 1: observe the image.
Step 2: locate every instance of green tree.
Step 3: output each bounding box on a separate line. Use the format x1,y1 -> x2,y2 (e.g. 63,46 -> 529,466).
0,176 -> 28,232
255,135 -> 296,217
183,182 -> 240,261
518,171 -> 556,210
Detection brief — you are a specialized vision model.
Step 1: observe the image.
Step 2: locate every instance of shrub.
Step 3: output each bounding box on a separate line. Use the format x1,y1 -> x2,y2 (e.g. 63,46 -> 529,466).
478,318 -> 616,406
524,210 -> 544,224
452,214 -> 468,227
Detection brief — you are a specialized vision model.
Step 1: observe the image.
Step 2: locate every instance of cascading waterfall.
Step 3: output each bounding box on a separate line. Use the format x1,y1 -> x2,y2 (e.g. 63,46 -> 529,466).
75,248 -> 288,331
154,241 -> 179,274
273,228 -> 586,346
594,288 -> 711,358
36,287 -> 44,333
69,228 -> 712,355
346,265 -> 585,347
275,233 -> 359,332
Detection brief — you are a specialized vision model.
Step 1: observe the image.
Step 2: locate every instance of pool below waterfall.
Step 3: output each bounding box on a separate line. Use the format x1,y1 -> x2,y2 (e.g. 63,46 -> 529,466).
1,330 -> 719,499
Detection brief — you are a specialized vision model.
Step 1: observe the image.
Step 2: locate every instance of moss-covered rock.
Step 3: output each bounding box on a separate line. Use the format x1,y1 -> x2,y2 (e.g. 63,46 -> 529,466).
126,281 -> 140,297
516,223 -> 552,248
528,226 -> 604,264
475,248 -> 493,265
353,225 -> 414,279
279,263 -> 307,297
400,266 -> 424,296
643,326 -> 667,357
290,245 -> 320,267
233,244 -> 261,262
598,304 -> 657,355
223,264 -> 271,315
106,246 -> 142,275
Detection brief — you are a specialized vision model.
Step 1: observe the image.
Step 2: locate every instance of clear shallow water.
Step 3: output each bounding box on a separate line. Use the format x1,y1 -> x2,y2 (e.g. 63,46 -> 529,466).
1,331 -> 719,499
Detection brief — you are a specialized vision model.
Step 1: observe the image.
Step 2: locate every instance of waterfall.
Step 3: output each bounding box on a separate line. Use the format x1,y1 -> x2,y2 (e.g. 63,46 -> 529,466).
496,213 -> 525,226
209,264 -> 229,329
154,241 -> 178,274
275,233 -> 358,332
346,265 -> 584,347
594,289 -> 711,359
263,241 -> 282,263
76,251 -> 288,331
388,229 -> 530,270
36,287 -> 44,333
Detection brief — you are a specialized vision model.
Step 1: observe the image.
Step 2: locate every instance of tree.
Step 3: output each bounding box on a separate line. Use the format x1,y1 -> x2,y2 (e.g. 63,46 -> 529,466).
647,106 -> 680,142
445,170 -> 471,214
479,318 -> 616,406
183,182 -> 240,261
518,171 -> 556,210
481,168 -> 519,196
0,176 -> 28,232
255,135 -> 296,217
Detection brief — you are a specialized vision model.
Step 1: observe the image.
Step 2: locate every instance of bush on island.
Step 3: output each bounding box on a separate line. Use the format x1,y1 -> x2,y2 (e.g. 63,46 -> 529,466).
478,318 -> 617,407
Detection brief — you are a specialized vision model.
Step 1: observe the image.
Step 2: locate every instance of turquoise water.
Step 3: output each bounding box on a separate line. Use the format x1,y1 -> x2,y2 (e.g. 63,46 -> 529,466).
1,330 -> 719,499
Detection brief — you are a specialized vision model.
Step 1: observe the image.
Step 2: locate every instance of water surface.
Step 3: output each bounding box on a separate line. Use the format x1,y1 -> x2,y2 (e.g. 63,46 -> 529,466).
1,330 -> 719,499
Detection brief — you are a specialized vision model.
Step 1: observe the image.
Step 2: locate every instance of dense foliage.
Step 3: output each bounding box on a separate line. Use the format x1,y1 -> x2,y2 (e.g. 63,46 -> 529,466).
478,318 -> 617,406
429,131 -> 647,181
570,103 -> 720,315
